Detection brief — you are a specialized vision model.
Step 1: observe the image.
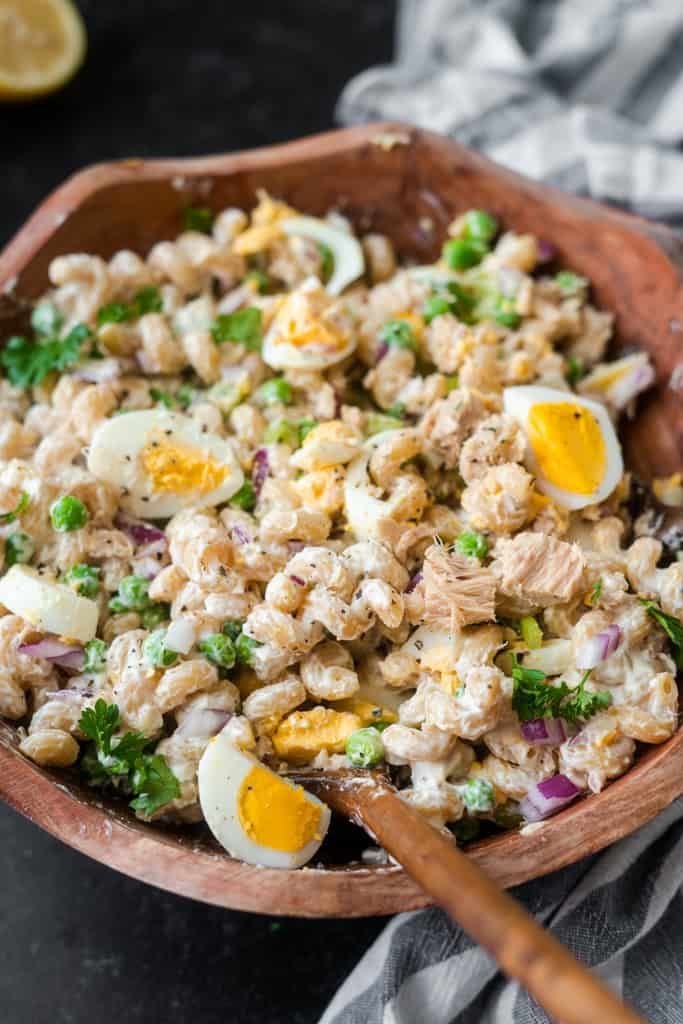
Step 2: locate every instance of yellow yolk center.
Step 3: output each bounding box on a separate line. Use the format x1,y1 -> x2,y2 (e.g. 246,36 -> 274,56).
237,766 -> 322,853
142,441 -> 228,495
527,402 -> 606,496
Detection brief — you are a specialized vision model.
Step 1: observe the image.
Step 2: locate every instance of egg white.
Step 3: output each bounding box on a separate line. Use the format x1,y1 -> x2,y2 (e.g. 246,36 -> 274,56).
344,430 -> 404,541
87,409 -> 244,518
262,278 -> 356,372
503,385 -> 623,510
0,565 -> 98,643
197,733 -> 331,869
280,216 -> 364,296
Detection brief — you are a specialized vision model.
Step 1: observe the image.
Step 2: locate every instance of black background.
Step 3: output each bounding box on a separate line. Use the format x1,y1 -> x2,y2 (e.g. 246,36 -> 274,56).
1,2 -> 395,1022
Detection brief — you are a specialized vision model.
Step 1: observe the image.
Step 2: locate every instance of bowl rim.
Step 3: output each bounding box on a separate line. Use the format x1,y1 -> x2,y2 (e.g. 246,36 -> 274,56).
1,121 -> 682,917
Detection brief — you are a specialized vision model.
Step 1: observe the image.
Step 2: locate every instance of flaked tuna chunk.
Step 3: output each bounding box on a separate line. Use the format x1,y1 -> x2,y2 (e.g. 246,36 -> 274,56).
418,388 -> 490,468
422,543 -> 496,629
492,531 -> 586,607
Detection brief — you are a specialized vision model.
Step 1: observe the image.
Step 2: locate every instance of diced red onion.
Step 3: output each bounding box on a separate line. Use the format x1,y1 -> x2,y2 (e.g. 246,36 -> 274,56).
251,448 -> 269,496
165,618 -> 195,655
19,638 -> 85,672
46,686 -> 93,702
175,708 -> 232,739
375,341 -> 389,363
520,774 -> 581,822
575,624 -> 622,670
52,649 -> 86,671
521,717 -> 567,746
288,540 -> 305,554
290,574 -> 306,587
537,239 -> 556,264
232,524 -> 251,545
405,571 -> 423,594
116,516 -> 167,549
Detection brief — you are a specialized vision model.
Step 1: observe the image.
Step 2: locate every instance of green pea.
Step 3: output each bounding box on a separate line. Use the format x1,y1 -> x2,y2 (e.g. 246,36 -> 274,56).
444,375 -> 460,392
345,727 -> 384,768
229,480 -> 256,512
463,209 -> 498,243
244,269 -> 271,294
63,564 -> 100,598
5,531 -> 35,567
456,530 -> 489,560
109,575 -> 152,613
175,385 -> 196,409
264,418 -> 301,448
460,777 -> 494,814
235,633 -> 261,666
140,604 -> 170,630
83,638 -> 107,673
422,295 -> 451,323
443,238 -> 487,270
143,628 -> 178,668
257,378 -> 293,405
50,495 -> 89,533
297,418 -> 317,443
222,620 -> 243,642
555,270 -> 587,294
198,633 -> 236,670
183,206 -> 213,233
378,319 -> 418,352
365,413 -> 404,438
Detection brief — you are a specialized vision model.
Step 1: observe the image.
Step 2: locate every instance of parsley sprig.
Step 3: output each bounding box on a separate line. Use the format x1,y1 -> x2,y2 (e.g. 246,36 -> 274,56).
96,286 -> 163,326
211,307 -> 262,350
1,323 -> 92,389
641,600 -> 683,670
78,699 -> 180,816
511,657 -> 611,723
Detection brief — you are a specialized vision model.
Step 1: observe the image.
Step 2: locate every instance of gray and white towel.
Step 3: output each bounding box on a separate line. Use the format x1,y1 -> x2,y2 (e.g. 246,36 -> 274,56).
325,3 -> 683,1021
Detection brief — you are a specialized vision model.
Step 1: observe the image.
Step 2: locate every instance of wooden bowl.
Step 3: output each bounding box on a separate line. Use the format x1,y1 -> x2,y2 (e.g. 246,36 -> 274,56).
1,123 -> 682,917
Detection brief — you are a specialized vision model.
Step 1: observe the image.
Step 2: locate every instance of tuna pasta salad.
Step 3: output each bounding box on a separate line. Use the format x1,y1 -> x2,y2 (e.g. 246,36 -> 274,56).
0,196 -> 681,869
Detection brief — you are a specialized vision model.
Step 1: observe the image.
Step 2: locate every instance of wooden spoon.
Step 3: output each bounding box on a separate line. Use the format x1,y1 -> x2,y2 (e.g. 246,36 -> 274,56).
292,769 -> 645,1024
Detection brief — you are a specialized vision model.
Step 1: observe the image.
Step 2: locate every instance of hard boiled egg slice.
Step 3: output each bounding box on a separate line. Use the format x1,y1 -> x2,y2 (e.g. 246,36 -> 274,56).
0,565 -> 98,643
87,410 -> 244,518
280,216 -> 364,296
262,278 -> 356,371
578,352 -> 655,410
198,733 -> 330,869
503,385 -> 623,510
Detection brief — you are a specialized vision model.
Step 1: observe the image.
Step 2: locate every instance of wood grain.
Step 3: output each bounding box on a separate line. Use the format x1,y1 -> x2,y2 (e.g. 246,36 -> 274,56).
0,122 -> 682,917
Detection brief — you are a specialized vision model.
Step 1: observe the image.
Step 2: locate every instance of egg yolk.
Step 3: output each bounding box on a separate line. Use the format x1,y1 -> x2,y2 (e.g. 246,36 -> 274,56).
237,766 -> 323,853
142,440 -> 229,495
272,706 -> 362,762
527,402 -> 606,496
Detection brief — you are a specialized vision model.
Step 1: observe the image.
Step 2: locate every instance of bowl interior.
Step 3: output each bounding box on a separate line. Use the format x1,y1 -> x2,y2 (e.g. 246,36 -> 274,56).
1,124 -> 682,915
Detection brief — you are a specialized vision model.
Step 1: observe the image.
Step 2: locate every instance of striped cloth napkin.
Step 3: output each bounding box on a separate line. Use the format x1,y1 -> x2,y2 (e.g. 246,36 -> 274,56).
325,3 -> 683,1021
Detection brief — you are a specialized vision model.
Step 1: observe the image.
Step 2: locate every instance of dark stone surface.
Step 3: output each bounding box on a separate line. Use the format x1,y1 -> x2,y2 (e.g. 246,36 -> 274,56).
0,3 -> 395,1021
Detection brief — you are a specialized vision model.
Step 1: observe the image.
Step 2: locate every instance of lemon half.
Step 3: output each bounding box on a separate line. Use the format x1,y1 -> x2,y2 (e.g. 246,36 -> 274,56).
0,0 -> 86,101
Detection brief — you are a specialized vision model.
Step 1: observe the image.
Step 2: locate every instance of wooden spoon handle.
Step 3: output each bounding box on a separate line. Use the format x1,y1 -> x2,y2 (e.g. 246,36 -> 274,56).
305,772 -> 644,1024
